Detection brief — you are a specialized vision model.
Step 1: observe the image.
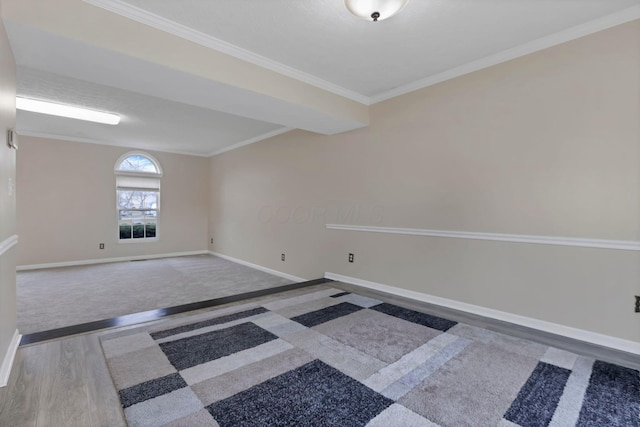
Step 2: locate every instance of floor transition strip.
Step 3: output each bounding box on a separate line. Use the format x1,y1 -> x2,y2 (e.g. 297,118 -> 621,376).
20,278 -> 333,346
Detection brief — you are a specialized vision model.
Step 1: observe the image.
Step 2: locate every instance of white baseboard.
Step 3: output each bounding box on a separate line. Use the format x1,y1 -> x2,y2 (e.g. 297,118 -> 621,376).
325,272 -> 640,355
0,330 -> 21,388
16,250 -> 210,271
209,251 -> 306,282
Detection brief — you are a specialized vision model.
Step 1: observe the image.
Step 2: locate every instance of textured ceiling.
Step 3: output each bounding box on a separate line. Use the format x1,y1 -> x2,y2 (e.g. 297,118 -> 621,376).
4,0 -> 640,156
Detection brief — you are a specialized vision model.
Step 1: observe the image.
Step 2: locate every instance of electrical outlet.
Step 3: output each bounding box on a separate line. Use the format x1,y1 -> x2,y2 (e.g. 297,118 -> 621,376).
210,238 -> 213,244
99,243 -> 105,249
348,253 -> 354,263
281,253 -> 285,262
635,296 -> 640,313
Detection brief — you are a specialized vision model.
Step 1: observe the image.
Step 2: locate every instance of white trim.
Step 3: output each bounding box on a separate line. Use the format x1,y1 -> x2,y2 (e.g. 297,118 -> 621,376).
209,251 -> 306,282
325,272 -> 640,355
84,1 -> 640,107
326,224 -> 640,251
16,250 -> 209,271
0,235 -> 18,258
208,127 -> 293,157
0,330 -> 21,388
17,128 -> 294,159
16,130 -> 211,158
370,5 -> 640,103
83,0 -> 370,105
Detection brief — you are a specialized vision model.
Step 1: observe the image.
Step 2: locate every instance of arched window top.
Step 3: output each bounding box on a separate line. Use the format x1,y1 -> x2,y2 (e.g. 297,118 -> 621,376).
115,151 -> 162,176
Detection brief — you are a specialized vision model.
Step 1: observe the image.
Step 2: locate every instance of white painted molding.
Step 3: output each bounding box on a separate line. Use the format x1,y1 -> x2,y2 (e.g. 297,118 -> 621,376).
0,330 -> 21,388
208,127 -> 293,157
16,130 -> 211,158
84,0 -> 640,107
370,5 -> 640,103
19,128 -> 294,159
0,235 -> 18,258
16,250 -> 209,271
83,0 -> 370,105
209,251 -> 306,283
326,224 -> 640,251
325,272 -> 640,355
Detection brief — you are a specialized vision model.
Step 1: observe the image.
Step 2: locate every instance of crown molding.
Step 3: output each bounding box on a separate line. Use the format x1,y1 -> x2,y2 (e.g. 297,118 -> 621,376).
84,2 -> 639,109
208,127 -> 293,157
83,0 -> 370,105
15,130 -> 211,157
370,5 -> 640,103
18,128 -> 294,158
326,224 -> 640,251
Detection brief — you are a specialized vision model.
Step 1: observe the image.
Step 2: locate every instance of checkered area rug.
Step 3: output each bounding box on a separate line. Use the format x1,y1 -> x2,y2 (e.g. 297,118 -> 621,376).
100,287 -> 640,427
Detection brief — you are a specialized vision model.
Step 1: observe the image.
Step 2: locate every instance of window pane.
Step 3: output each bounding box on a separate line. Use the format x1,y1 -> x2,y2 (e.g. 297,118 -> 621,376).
117,155 -> 158,173
119,223 -> 132,239
144,211 -> 157,238
132,223 -> 145,238
119,210 -> 157,240
145,223 -> 156,238
118,190 -> 158,209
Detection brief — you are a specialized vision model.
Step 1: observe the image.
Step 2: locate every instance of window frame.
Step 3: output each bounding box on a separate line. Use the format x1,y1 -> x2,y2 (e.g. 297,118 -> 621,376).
114,152 -> 163,243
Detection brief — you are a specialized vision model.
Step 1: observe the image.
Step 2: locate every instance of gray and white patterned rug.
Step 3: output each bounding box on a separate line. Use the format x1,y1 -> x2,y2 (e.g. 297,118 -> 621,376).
100,287 -> 640,427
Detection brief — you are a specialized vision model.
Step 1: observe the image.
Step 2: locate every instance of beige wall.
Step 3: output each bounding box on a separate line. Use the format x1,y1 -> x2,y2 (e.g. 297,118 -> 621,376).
17,137 -> 209,266
0,0 -> 18,372
209,21 -> 640,342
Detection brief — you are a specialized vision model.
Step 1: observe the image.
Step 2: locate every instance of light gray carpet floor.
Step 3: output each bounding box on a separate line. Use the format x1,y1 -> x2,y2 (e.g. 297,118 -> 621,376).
17,255 -> 293,334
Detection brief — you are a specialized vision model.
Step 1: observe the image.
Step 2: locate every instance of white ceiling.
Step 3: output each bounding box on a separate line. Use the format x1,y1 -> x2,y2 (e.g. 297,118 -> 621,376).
4,0 -> 640,156
15,67 -> 283,156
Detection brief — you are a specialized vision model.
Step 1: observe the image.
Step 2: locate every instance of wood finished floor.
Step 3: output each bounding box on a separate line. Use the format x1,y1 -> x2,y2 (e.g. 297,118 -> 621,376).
0,284 -> 337,427
0,334 -> 126,427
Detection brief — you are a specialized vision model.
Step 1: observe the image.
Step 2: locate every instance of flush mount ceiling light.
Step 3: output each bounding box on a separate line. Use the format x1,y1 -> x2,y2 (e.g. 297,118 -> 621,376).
345,0 -> 409,22
16,97 -> 121,125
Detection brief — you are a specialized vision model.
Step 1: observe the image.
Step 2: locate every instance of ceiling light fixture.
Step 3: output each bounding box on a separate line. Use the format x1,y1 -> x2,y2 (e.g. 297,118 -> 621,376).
345,0 -> 409,22
16,97 -> 121,125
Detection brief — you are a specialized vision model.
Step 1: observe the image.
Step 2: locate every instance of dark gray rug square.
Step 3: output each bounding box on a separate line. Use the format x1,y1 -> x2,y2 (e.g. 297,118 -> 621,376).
207,359 -> 392,427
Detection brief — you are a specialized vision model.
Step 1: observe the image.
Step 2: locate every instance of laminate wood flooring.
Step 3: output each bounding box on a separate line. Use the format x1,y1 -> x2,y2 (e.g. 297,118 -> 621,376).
1,285 -> 336,427
0,334 -> 125,427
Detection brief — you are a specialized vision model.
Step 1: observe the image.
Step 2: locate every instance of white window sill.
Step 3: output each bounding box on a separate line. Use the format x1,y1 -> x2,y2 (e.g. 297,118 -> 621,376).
118,237 -> 159,244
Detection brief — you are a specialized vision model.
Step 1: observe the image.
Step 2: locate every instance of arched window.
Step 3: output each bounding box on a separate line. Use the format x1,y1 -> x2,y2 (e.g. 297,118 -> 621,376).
114,152 -> 162,241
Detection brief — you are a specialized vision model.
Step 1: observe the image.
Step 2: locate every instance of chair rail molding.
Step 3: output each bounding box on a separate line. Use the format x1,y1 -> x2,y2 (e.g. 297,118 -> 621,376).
0,235 -> 18,257
326,224 -> 640,251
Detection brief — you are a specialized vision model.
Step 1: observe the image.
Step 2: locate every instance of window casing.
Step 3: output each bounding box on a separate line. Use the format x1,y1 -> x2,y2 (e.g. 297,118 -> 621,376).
114,153 -> 162,241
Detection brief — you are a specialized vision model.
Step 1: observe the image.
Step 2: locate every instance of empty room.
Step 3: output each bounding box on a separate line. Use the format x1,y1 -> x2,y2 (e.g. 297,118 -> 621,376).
1,0 -> 639,426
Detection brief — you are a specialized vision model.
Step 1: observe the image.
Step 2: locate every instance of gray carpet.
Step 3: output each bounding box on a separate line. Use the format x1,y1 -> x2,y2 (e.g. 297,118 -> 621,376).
17,255 -> 293,334
100,287 -> 640,427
